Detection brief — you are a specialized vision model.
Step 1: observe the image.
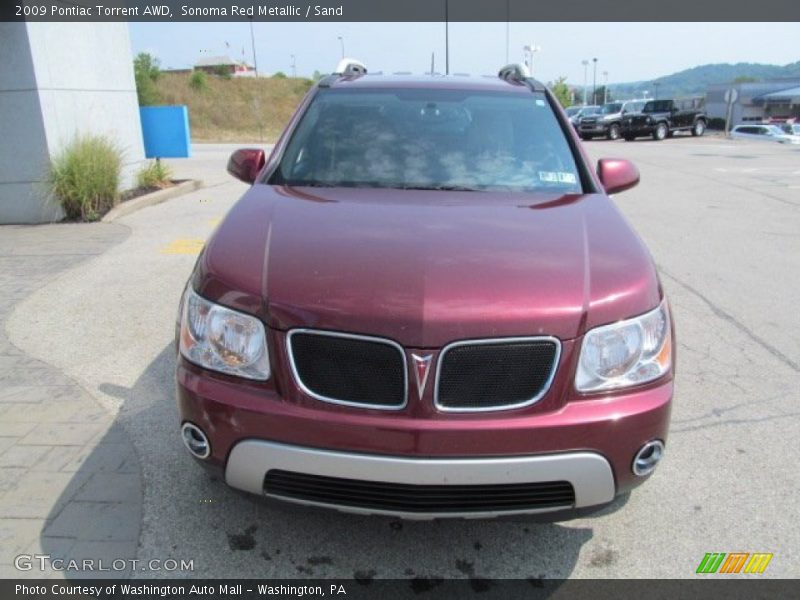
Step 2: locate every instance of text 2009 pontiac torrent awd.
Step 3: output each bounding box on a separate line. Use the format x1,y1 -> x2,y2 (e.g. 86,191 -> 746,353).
175,61 -> 674,519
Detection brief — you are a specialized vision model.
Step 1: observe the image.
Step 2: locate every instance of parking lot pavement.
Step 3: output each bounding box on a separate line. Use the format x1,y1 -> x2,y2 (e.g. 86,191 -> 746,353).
3,136 -> 799,580
0,224 -> 141,579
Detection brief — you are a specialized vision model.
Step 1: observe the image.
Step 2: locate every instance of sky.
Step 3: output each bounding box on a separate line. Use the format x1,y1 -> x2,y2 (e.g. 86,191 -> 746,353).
129,22 -> 800,85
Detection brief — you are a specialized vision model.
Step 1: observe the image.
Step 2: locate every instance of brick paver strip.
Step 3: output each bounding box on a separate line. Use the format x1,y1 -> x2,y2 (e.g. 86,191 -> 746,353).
0,223 -> 142,579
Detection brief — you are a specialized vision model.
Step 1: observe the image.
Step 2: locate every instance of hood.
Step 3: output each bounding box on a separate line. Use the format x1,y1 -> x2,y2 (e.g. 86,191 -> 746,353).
196,185 -> 661,348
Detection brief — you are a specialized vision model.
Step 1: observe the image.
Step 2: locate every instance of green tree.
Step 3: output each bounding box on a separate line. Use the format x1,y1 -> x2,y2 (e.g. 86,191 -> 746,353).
312,70 -> 324,81
272,71 -> 288,79
733,75 -> 758,83
189,70 -> 208,92
133,52 -> 161,106
550,77 -> 572,107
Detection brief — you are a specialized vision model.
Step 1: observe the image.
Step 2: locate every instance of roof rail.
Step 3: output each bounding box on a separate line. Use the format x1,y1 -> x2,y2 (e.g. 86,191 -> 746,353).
497,63 -> 546,93
334,58 -> 368,76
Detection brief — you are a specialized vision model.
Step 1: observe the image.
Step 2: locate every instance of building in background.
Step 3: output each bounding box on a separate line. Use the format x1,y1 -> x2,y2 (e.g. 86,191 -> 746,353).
0,22 -> 144,224
706,79 -> 800,125
193,56 -> 256,77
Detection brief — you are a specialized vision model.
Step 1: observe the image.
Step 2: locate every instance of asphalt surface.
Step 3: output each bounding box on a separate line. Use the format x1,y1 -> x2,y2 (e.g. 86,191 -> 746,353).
6,136 -> 800,579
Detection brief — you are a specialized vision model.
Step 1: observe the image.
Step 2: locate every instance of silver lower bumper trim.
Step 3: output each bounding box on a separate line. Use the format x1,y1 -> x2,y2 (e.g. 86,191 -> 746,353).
225,441 -> 615,519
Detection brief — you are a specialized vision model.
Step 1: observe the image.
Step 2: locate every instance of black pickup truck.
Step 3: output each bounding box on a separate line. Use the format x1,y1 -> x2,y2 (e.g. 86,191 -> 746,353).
621,98 -> 707,141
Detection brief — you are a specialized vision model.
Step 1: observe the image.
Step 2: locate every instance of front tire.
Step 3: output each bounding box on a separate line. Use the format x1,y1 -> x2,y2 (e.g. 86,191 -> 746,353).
653,123 -> 668,141
608,124 -> 621,140
692,119 -> 706,137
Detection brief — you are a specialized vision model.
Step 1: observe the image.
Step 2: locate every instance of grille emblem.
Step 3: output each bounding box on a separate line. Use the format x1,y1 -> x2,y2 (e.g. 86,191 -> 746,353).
411,353 -> 433,397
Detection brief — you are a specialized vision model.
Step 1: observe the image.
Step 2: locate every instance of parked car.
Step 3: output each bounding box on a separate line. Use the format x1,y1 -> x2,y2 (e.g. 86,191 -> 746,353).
778,122 -> 800,137
621,98 -> 707,141
176,61 -> 674,520
730,124 -> 800,144
567,104 -> 600,129
579,99 -> 647,140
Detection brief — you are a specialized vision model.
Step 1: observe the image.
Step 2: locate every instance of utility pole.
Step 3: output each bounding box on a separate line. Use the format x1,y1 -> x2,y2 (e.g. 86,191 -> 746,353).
654,82 -> 660,100
445,0 -> 449,75
290,54 -> 296,78
249,19 -> 259,77
505,0 -> 510,63
592,57 -> 598,105
582,60 -> 588,105
603,71 -> 608,104
524,43 -> 540,76
337,36 -> 344,59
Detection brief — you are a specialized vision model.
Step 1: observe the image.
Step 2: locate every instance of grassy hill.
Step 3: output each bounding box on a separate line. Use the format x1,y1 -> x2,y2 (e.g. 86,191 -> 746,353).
155,73 -> 314,142
609,61 -> 800,100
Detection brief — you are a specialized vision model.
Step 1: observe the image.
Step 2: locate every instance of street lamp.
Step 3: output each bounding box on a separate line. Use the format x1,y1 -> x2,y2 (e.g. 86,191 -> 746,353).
523,43 -> 541,76
581,60 -> 588,105
602,70 -> 608,104
592,57 -> 598,105
290,54 -> 296,78
337,35 -> 344,59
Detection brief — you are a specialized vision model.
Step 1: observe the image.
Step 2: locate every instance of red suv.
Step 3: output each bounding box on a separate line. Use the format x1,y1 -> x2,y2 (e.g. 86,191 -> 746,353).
176,62 -> 674,519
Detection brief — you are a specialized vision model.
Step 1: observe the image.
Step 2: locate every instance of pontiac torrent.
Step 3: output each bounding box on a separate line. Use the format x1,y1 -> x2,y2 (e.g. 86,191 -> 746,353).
176,62 -> 674,519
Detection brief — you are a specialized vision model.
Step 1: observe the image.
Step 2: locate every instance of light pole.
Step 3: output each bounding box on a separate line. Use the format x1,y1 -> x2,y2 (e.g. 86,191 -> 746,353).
337,36 -> 344,59
249,19 -> 259,77
290,54 -> 296,78
653,82 -> 660,100
603,70 -> 608,104
581,60 -> 588,105
444,0 -> 449,75
592,57 -> 598,105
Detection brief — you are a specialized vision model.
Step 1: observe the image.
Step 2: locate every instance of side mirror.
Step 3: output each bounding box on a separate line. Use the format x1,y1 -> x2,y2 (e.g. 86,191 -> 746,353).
227,148 -> 266,184
597,158 -> 640,195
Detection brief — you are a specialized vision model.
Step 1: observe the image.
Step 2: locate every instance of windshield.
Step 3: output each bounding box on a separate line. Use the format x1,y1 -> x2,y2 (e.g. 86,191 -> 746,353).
600,103 -> 623,114
272,88 -> 583,193
582,106 -> 600,115
566,107 -> 580,117
765,125 -> 784,135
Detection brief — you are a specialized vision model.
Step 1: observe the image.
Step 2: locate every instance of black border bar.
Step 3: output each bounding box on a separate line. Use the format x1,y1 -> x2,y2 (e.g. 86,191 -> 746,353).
4,0 -> 800,22
3,579 -> 799,600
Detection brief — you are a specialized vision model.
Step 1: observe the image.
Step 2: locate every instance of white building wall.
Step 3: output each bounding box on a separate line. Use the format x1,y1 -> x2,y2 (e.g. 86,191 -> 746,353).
0,23 -> 144,224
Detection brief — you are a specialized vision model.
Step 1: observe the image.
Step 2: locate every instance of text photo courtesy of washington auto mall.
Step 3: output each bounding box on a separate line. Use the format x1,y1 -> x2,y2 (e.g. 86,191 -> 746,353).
0,1 -> 799,598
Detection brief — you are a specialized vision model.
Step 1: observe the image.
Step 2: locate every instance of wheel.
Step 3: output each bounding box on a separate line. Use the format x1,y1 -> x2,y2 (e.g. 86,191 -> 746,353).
653,123 -> 668,141
608,124 -> 621,140
623,134 -> 635,141
692,119 -> 706,137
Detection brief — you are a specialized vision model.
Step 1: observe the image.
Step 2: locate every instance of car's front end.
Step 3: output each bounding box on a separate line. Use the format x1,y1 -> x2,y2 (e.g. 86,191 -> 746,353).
175,64 -> 674,520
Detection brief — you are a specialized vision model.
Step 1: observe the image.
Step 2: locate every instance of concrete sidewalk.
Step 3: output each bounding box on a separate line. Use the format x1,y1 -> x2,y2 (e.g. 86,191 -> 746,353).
0,223 -> 141,578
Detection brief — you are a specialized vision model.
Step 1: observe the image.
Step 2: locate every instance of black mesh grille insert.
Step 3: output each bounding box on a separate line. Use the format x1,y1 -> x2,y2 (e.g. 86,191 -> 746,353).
437,339 -> 559,409
289,332 -> 406,408
264,470 -> 575,513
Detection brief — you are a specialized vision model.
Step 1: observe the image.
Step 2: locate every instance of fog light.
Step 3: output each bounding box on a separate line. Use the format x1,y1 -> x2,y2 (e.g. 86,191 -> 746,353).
181,422 -> 211,459
632,440 -> 664,476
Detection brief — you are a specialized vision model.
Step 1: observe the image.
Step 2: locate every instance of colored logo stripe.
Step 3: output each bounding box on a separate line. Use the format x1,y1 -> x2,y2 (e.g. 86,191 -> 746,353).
719,553 -> 748,573
697,553 -> 726,574
696,552 -> 773,574
744,553 -> 773,574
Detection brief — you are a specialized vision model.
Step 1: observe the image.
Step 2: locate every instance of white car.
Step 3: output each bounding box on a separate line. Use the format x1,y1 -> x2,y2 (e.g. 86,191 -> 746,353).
730,124 -> 800,144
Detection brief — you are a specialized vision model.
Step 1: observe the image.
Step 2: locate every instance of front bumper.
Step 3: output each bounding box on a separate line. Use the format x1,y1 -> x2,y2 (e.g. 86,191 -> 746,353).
177,353 -> 672,517
227,441 -> 614,519
579,123 -> 610,135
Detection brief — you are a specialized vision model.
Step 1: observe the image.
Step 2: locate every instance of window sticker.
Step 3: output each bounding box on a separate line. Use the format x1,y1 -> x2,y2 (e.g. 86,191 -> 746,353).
539,171 -> 577,184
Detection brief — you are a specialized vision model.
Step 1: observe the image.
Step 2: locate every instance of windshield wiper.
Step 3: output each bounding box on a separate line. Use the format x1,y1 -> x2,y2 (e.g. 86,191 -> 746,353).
399,184 -> 482,192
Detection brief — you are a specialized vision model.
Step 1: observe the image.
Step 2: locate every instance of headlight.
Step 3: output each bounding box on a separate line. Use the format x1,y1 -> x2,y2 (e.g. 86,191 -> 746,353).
179,287 -> 270,380
576,300 -> 671,392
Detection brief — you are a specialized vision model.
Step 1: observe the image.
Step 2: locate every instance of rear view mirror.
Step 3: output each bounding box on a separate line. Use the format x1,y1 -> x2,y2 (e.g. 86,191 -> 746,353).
227,148 -> 266,184
597,158 -> 640,195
